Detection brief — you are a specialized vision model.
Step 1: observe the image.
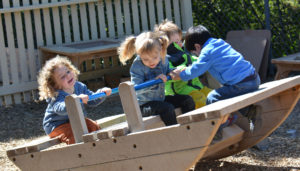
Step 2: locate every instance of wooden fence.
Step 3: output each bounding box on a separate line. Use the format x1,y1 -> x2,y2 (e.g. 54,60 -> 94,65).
0,0 -> 193,106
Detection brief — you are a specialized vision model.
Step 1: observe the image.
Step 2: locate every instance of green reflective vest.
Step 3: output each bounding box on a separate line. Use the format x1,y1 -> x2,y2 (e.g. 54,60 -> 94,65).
165,43 -> 204,95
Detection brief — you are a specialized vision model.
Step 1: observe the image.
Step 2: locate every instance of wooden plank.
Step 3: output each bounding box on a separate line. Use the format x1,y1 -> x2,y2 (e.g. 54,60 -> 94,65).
165,0 -> 172,21
65,95 -> 89,143
180,0 -> 193,30
71,4 -> 80,41
114,0 -> 124,37
0,81 -> 38,96
272,52 -> 300,64
27,137 -> 61,153
139,0 -> 148,31
85,59 -> 93,71
88,2 -> 98,40
177,76 -> 300,124
61,3 -> 72,43
112,56 -> 119,67
103,57 -> 110,68
0,0 -> 100,14
79,3 -> 89,41
156,0 -> 164,23
131,0 -> 140,34
119,81 -> 144,132
78,66 -> 129,81
14,0 -> 31,103
23,0 -> 37,102
105,0 -> 115,38
204,86 -> 300,160
32,0 -> 45,70
96,114 -> 126,128
173,0 -> 181,27
123,0 -> 132,35
9,118 -> 218,171
3,1 -> 21,105
97,0 -> 107,38
51,0 -> 63,45
0,10 -> 13,105
41,0 -> 53,45
7,137 -> 61,157
147,0 -> 156,29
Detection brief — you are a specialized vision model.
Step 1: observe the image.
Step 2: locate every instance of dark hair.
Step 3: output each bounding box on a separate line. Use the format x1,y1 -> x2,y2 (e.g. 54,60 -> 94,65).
184,25 -> 211,51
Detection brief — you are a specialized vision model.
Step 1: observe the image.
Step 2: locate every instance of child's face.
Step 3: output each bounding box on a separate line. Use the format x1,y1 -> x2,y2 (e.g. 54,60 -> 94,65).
53,65 -> 76,91
169,33 -> 183,47
140,50 -> 161,69
190,44 -> 202,56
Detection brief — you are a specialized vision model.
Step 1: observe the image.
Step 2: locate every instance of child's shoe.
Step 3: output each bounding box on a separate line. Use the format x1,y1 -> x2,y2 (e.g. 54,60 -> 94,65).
213,129 -> 223,141
245,105 -> 262,133
212,114 -> 238,141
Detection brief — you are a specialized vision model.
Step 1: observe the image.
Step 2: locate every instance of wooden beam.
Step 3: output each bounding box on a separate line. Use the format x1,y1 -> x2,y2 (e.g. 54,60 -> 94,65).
65,95 -> 88,143
119,81 -> 145,132
7,137 -> 60,157
0,0 -> 99,14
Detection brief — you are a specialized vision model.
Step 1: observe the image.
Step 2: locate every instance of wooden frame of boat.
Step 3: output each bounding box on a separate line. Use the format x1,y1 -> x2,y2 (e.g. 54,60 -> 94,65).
6,76 -> 300,171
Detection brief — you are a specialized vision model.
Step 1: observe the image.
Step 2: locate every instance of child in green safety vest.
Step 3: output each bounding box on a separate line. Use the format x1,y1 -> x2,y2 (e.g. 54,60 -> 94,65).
154,19 -> 212,108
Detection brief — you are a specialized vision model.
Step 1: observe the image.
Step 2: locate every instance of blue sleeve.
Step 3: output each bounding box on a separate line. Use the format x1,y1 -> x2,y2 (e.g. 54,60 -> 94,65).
87,89 -> 107,107
51,95 -> 67,116
180,51 -> 212,81
76,82 -> 106,107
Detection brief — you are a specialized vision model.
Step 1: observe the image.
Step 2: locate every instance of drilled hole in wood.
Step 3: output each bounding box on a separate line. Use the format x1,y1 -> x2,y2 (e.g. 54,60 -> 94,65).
30,154 -> 34,158
228,145 -> 234,150
211,121 -> 215,125
93,143 -> 96,147
186,125 -> 190,130
78,154 -> 82,158
133,144 -> 137,148
113,139 -> 117,143
139,166 -> 143,170
12,158 -> 16,162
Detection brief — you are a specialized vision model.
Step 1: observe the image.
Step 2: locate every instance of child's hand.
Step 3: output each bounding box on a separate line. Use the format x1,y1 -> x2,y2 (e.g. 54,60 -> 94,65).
100,87 -> 112,96
156,74 -> 167,82
170,69 -> 182,80
78,94 -> 89,104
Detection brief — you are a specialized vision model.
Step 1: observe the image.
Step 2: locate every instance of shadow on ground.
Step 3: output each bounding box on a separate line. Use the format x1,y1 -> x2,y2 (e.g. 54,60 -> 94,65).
194,160 -> 300,171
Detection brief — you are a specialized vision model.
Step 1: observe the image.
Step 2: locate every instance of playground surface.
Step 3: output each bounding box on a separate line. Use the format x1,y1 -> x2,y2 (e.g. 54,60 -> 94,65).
0,96 -> 299,170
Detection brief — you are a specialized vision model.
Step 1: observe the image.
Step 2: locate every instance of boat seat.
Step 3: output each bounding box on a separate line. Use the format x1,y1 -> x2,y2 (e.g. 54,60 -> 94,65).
226,30 -> 271,82
83,108 -> 183,143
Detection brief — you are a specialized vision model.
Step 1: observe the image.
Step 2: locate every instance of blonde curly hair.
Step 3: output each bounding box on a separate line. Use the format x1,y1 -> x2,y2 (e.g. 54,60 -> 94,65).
37,55 -> 80,101
118,31 -> 169,65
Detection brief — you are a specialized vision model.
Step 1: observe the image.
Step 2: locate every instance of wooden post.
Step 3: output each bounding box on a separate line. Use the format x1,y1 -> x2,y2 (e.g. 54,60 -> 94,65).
65,94 -> 88,143
119,81 -> 144,132
180,0 -> 193,30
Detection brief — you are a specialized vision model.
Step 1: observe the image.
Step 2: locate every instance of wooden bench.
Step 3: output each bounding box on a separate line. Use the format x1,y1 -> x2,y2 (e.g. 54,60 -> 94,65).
36,0 -> 193,87
271,52 -> 300,80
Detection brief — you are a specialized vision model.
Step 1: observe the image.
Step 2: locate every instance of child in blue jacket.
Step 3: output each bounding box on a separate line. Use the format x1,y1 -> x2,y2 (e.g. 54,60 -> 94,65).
171,25 -> 261,140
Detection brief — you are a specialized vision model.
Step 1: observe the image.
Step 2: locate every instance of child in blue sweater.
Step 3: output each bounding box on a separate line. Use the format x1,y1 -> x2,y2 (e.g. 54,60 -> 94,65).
38,55 -> 111,144
171,25 -> 261,140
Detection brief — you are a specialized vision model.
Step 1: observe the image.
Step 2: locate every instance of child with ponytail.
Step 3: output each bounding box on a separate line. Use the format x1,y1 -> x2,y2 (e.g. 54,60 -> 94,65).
118,32 -> 195,126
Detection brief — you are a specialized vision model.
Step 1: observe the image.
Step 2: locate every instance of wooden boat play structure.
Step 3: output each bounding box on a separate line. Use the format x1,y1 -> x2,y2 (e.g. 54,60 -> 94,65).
6,75 -> 300,171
